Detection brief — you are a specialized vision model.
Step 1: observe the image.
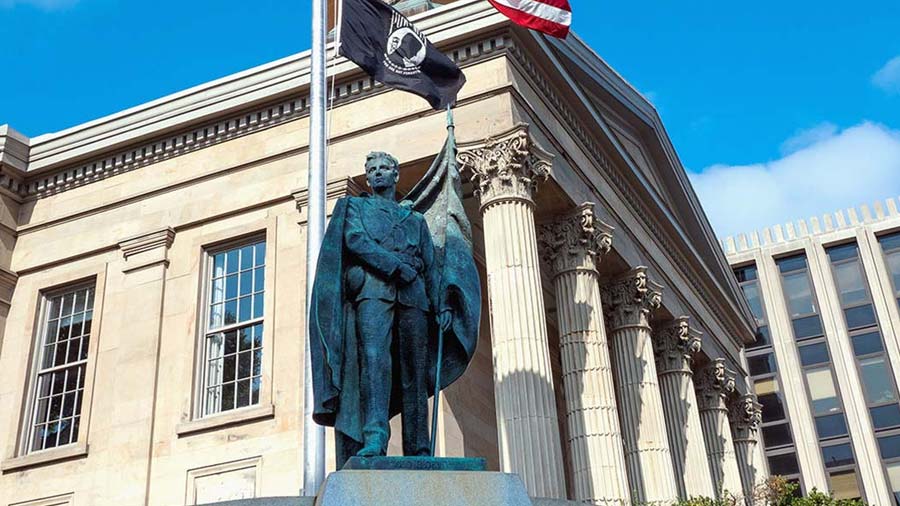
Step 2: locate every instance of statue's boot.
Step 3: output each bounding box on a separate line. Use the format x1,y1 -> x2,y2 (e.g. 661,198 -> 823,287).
357,433 -> 387,457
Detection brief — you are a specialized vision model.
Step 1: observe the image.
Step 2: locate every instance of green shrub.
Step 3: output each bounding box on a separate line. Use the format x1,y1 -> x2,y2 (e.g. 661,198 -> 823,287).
671,476 -> 867,506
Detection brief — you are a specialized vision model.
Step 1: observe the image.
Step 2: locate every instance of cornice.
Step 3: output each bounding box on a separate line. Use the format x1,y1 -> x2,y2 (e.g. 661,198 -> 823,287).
505,33 -> 753,354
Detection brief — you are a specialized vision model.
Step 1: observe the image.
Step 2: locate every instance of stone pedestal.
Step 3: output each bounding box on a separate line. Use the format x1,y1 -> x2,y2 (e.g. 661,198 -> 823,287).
730,394 -> 763,501
696,359 -> 743,499
653,317 -> 716,500
538,204 -> 630,506
459,126 -> 566,499
602,268 -> 678,506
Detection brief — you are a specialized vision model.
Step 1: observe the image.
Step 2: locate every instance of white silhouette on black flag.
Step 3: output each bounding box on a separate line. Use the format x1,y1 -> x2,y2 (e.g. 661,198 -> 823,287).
339,0 -> 466,110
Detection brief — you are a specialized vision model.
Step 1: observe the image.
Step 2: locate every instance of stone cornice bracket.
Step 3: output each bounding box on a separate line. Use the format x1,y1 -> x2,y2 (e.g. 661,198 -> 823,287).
696,358 -> 737,411
118,227 -> 176,273
653,316 -> 702,374
0,125 -> 30,200
292,177 -> 366,224
601,266 -> 663,331
537,202 -> 613,277
729,393 -> 763,441
457,124 -> 552,211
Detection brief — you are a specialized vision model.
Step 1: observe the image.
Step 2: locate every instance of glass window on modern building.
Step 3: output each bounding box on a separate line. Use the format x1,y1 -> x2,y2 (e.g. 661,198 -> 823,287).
880,232 -> 900,309
827,242 -> 900,432
201,239 -> 266,417
777,253 -> 863,500
736,264 -> 803,489
25,283 -> 95,453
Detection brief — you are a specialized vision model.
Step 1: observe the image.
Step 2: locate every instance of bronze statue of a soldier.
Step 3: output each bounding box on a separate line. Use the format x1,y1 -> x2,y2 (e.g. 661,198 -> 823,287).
309,128 -> 480,468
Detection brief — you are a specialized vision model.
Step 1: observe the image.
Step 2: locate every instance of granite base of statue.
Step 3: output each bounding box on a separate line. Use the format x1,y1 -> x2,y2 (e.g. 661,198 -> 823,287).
198,456 -> 577,506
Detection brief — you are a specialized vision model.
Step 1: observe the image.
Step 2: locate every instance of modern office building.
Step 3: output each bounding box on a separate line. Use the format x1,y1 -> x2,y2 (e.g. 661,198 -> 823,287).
724,198 -> 900,505
0,1 -> 761,505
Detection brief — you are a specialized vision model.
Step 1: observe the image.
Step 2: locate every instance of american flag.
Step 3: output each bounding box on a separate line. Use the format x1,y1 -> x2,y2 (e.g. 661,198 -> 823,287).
487,0 -> 572,39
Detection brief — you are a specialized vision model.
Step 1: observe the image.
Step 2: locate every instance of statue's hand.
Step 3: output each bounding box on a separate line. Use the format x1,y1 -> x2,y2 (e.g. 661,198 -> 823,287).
437,309 -> 452,332
397,263 -> 418,284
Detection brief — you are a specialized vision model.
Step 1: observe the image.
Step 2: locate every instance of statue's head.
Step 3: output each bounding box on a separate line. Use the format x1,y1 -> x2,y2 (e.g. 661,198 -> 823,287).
364,151 -> 400,193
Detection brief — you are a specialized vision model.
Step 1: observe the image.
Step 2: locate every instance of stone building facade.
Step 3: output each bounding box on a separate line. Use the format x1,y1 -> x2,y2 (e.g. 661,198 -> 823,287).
0,1 -> 761,504
724,198 -> 900,505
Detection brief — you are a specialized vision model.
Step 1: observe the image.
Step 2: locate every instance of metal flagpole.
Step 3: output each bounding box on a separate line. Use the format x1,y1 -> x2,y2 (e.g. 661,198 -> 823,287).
302,0 -> 328,496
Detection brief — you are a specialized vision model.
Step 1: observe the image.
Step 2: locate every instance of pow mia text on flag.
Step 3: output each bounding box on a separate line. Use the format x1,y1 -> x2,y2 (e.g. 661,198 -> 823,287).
339,0 -> 466,109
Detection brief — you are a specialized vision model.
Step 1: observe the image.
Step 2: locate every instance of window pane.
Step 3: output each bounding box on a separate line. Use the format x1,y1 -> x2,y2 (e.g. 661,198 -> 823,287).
768,453 -> 800,476
778,255 -> 808,273
749,325 -> 771,350
815,413 -> 848,439
871,404 -> 900,430
754,378 -> 787,422
881,233 -> 900,252
741,282 -> 766,324
783,272 -> 816,316
735,265 -> 758,282
806,367 -> 841,414
886,251 -> 900,293
879,434 -> 900,460
799,342 -> 830,366
822,443 -> 855,468
852,331 -> 884,356
827,243 -> 859,262
860,356 -> 898,404
29,285 -> 93,453
845,304 -> 877,330
829,470 -> 861,501
762,423 -> 794,448
749,353 -> 777,375
886,462 -> 900,503
833,259 -> 868,306
793,315 -> 824,340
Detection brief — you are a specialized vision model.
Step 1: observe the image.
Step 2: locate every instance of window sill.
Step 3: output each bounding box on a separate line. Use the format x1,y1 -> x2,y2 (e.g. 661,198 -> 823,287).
176,404 -> 275,437
1,442 -> 88,472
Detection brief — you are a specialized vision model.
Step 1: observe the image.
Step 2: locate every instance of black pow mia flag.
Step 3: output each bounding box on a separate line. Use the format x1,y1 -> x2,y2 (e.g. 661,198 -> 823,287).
339,0 -> 466,109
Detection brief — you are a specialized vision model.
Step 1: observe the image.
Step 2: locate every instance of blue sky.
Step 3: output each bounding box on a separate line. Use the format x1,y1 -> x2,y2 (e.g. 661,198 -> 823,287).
2,0 -> 900,237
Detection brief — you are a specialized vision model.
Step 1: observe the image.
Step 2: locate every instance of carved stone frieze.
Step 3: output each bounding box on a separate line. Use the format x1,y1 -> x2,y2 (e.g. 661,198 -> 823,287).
601,267 -> 663,330
537,202 -> 613,276
729,393 -> 763,441
457,125 -> 552,209
696,358 -> 737,411
653,316 -> 702,373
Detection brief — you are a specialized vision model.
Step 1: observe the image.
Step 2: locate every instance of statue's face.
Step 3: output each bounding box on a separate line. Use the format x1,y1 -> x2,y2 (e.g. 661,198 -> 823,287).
365,155 -> 399,193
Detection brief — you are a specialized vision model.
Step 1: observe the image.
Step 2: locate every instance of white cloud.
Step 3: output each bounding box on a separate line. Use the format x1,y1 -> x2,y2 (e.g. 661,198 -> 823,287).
779,122 -> 837,155
0,0 -> 78,10
873,56 -> 900,94
690,121 -> 900,238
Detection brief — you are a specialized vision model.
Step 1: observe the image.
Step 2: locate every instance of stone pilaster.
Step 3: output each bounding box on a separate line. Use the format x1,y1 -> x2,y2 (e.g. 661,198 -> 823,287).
538,203 -> 629,506
730,393 -> 764,501
602,268 -> 678,506
458,125 -> 566,499
696,359 -> 743,499
653,317 -> 716,500
113,227 -> 175,504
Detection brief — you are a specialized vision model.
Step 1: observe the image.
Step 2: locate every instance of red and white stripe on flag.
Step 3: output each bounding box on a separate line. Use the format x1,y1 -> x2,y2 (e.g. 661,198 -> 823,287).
487,0 -> 572,38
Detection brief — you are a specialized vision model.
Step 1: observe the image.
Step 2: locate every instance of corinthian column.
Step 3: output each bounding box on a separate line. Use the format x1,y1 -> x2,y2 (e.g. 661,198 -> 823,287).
602,268 -> 678,506
538,203 -> 630,506
458,125 -> 566,499
696,359 -> 743,499
730,393 -> 764,501
653,317 -> 716,500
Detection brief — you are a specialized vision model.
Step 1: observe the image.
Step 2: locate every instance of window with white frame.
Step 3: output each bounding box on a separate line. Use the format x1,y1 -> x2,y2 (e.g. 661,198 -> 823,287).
27,284 -> 95,453
201,239 -> 266,417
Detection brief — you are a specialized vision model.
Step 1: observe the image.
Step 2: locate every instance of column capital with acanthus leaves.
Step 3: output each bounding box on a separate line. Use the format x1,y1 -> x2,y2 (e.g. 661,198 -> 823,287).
457,124 -> 552,210
537,202 -> 613,276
